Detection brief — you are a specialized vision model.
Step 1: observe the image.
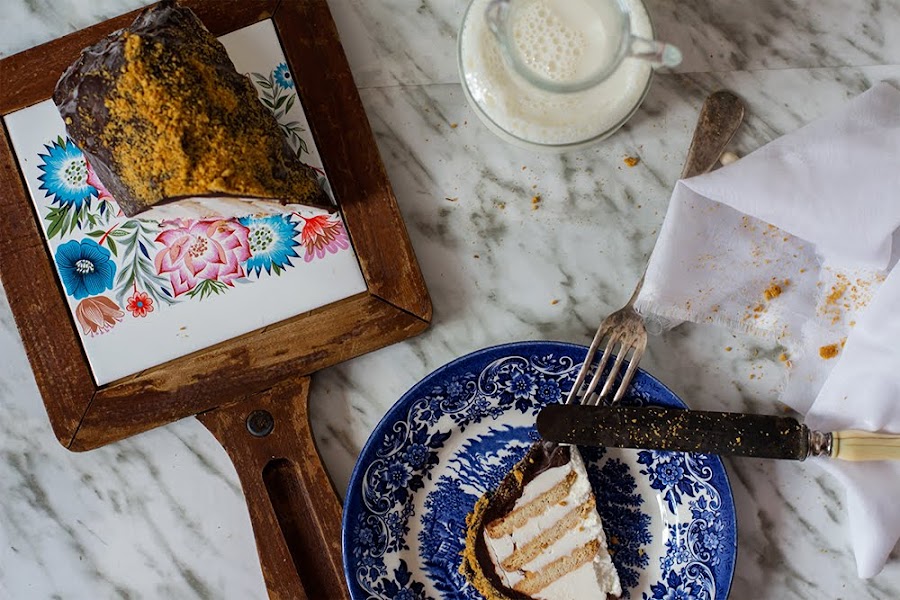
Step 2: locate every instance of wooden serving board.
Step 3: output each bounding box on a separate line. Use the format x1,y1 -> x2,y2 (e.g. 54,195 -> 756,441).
0,1 -> 431,598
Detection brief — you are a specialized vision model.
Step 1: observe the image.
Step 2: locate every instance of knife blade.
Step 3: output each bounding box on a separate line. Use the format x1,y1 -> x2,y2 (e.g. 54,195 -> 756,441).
536,404 -> 900,461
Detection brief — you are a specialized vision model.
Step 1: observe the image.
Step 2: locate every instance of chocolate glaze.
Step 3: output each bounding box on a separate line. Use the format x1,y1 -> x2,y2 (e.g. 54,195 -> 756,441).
53,0 -> 328,217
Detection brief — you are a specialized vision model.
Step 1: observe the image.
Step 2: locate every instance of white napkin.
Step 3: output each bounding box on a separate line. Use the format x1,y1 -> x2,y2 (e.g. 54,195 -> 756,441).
635,82 -> 900,578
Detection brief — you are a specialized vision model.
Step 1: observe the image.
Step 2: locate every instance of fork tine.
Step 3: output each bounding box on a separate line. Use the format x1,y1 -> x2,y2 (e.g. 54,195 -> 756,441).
612,344 -> 645,404
564,324 -> 610,404
598,344 -> 629,400
582,334 -> 620,405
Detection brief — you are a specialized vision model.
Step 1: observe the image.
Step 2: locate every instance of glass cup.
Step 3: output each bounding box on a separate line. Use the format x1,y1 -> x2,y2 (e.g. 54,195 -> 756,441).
485,0 -> 681,93
458,0 -> 682,151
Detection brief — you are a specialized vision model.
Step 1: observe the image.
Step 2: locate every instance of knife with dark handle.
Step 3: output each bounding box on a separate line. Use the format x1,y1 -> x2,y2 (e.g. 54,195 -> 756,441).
536,404 -> 900,461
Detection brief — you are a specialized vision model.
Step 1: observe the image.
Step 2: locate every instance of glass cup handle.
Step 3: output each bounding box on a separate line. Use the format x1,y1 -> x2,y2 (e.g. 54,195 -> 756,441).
628,36 -> 683,68
485,0 -> 510,37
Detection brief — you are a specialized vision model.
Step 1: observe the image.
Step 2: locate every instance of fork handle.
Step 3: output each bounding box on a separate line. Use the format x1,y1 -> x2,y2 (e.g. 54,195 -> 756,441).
681,90 -> 745,179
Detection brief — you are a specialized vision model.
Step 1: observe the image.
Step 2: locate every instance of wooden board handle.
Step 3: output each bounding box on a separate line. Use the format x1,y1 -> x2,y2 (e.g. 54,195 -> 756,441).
833,430 -> 900,461
197,376 -> 349,600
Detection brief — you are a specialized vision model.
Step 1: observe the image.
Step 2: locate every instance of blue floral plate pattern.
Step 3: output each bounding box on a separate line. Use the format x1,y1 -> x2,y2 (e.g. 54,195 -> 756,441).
342,342 -> 736,600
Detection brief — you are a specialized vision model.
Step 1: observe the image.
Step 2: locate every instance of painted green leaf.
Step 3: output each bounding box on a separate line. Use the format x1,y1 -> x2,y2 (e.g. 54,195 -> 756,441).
45,210 -> 65,239
252,73 -> 273,89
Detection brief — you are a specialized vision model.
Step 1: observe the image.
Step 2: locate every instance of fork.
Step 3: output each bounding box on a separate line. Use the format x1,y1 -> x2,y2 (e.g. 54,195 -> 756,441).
565,90 -> 746,407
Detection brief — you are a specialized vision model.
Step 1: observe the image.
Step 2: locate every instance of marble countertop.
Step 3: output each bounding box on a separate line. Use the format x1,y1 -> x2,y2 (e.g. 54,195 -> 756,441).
2,1 -> 899,598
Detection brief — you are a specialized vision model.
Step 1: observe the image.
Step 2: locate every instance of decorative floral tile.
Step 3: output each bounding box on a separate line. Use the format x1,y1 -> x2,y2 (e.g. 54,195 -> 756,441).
3,20 -> 367,385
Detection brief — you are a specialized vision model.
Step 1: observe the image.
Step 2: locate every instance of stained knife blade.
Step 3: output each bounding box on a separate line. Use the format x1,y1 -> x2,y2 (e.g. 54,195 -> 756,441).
537,404 -> 816,460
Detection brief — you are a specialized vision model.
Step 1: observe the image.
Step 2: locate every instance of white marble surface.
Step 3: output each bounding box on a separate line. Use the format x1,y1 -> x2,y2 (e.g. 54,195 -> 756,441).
1,1 -> 899,598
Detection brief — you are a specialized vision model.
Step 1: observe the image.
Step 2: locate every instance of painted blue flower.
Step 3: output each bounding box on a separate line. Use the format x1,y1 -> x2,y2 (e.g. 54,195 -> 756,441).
646,570 -> 703,600
506,369 -> 537,400
701,528 -> 720,551
55,239 -> 116,299
37,138 -> 97,209
403,443 -> 429,470
394,589 -> 422,600
446,377 -> 465,400
655,455 -> 686,487
661,583 -> 700,600
273,62 -> 294,89
380,461 -> 411,491
537,378 -> 561,403
385,508 -> 412,549
239,215 -> 300,275
358,526 -> 375,546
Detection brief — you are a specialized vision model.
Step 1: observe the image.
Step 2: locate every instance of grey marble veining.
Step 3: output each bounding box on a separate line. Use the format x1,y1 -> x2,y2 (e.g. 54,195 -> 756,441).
2,1 -> 900,599
317,0 -> 900,88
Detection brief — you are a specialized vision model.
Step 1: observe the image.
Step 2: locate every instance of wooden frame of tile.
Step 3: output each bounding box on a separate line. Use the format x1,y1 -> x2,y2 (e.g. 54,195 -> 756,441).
0,0 -> 431,451
0,2 -> 431,598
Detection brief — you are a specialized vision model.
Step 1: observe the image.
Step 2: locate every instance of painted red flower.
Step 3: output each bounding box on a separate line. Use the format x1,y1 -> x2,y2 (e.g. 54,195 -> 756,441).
154,218 -> 251,296
84,157 -> 114,203
126,290 -> 154,318
299,214 -> 350,262
75,296 -> 124,336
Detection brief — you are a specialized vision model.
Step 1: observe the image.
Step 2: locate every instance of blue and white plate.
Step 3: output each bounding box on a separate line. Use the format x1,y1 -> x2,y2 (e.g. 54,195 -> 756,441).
343,342 -> 737,600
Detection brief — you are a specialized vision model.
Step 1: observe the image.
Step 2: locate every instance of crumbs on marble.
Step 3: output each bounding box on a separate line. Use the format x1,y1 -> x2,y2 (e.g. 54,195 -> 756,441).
624,156 -> 640,167
724,346 -> 732,352
450,122 -> 458,129
445,197 -> 459,202
474,254 -> 480,259
531,195 -> 541,210
496,201 -> 506,210
550,299 -> 559,305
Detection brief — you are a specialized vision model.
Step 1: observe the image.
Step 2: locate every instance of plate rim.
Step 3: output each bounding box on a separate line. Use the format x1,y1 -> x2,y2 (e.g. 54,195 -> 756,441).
341,340 -> 738,599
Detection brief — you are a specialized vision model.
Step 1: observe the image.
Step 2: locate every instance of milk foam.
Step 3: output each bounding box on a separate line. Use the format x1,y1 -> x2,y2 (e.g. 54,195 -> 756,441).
461,0 -> 653,146
511,0 -> 623,84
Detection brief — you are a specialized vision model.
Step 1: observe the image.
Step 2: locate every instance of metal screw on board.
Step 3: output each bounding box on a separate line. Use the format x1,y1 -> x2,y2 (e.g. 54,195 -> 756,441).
246,410 -> 275,437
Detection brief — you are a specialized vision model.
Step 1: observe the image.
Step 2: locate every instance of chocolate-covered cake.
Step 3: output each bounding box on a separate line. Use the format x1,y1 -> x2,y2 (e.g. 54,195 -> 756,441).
53,0 -> 329,217
461,442 -> 621,600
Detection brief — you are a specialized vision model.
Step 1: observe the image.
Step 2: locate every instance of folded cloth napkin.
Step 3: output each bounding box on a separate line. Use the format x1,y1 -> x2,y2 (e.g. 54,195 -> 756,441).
635,82 -> 900,578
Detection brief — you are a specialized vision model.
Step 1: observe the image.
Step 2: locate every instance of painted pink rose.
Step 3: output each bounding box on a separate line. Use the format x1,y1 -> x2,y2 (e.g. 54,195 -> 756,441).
85,158 -> 114,203
154,218 -> 251,296
300,214 -> 350,262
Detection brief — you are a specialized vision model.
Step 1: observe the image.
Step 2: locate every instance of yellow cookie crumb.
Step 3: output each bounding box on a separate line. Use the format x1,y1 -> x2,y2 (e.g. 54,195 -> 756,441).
819,344 -> 840,359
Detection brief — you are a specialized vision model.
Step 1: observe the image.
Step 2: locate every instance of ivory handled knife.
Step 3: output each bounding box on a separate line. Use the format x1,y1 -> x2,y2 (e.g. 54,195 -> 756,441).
536,404 -> 900,461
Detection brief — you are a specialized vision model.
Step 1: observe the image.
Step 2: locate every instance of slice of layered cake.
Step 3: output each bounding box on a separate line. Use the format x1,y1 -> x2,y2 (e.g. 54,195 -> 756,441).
461,441 -> 621,600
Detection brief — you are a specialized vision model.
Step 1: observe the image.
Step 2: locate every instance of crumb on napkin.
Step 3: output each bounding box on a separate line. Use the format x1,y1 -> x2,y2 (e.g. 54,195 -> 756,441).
819,344 -> 840,360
